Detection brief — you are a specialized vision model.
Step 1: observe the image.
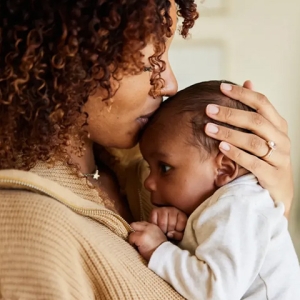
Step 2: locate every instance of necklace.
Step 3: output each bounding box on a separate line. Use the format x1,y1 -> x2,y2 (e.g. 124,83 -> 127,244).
82,168 -> 100,180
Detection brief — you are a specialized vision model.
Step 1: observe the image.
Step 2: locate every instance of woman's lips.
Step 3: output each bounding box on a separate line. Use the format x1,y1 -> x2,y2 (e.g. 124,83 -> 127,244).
137,116 -> 150,128
136,111 -> 156,128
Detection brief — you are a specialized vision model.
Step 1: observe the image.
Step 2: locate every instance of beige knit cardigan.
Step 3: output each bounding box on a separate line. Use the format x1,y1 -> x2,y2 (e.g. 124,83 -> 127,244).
0,151 -> 183,299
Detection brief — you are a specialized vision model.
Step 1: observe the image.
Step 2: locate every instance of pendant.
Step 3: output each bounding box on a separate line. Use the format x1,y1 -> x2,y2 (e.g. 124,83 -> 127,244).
93,169 -> 100,180
83,168 -> 100,180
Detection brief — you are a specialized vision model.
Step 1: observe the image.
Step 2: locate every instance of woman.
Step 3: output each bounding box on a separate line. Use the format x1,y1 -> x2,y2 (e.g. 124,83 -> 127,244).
0,0 -> 293,299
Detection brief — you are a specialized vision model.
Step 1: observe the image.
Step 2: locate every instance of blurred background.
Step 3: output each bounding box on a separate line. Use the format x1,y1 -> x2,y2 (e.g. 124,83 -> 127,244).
169,0 -> 300,256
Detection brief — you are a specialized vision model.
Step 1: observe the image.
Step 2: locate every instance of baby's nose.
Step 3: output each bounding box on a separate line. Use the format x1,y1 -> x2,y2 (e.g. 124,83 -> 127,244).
144,175 -> 156,192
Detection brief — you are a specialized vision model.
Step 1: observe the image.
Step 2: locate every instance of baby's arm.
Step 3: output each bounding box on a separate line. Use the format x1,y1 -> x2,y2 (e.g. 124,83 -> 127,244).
146,196 -> 272,300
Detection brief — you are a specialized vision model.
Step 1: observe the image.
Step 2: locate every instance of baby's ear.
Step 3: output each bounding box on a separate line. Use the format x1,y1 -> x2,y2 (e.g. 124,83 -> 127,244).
214,152 -> 239,188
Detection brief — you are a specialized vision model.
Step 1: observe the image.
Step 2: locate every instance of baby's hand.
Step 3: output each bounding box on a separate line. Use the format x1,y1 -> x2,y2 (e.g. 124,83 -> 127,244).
129,221 -> 167,261
149,207 -> 187,241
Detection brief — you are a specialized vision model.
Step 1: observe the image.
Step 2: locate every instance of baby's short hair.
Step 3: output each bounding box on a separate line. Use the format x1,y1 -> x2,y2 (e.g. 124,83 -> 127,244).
146,80 -> 255,157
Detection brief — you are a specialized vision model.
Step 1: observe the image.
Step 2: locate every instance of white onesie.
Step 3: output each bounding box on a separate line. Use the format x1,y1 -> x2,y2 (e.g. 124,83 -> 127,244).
149,174 -> 300,300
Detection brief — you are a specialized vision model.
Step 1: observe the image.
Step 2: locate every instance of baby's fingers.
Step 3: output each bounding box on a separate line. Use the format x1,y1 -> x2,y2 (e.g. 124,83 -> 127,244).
167,231 -> 184,241
175,212 -> 187,232
128,231 -> 143,247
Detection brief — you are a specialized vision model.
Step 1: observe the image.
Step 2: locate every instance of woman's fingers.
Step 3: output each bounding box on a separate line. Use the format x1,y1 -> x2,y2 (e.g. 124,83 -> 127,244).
205,105 -> 289,147
220,83 -> 287,133
219,141 -> 288,170
206,81 -> 294,216
218,142 -> 273,185
205,122 -> 290,158
218,142 -> 294,215
242,80 -> 254,90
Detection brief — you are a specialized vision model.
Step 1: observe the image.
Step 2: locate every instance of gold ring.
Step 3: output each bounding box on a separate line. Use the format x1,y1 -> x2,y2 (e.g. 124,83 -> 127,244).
261,140 -> 276,159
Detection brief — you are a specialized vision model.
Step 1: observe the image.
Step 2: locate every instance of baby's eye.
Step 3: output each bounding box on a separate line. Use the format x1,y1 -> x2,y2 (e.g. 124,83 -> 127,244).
143,66 -> 153,72
160,164 -> 171,173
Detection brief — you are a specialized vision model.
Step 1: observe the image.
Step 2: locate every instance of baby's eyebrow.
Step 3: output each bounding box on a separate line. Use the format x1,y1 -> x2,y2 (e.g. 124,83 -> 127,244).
149,151 -> 170,159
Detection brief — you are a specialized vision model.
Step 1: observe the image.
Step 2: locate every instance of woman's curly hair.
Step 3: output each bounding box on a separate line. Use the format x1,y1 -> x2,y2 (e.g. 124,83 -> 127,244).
0,0 -> 198,170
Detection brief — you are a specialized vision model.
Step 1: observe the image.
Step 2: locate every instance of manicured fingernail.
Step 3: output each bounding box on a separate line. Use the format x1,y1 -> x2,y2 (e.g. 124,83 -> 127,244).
221,83 -> 232,91
220,142 -> 230,151
167,232 -> 174,238
207,104 -> 219,115
206,123 -> 219,134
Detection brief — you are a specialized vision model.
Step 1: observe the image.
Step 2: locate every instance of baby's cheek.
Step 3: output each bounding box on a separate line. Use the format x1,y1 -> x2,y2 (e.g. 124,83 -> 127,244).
165,187 -> 187,210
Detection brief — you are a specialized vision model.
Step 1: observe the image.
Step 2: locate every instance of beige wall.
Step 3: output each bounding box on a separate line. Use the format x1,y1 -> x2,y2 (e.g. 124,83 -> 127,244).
170,0 -> 300,254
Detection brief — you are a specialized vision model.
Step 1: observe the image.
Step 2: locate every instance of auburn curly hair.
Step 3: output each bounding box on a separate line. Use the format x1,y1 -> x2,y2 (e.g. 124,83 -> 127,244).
0,0 -> 198,170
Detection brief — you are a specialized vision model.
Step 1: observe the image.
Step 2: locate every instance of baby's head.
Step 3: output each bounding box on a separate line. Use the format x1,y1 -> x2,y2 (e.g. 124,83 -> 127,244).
140,80 -> 254,215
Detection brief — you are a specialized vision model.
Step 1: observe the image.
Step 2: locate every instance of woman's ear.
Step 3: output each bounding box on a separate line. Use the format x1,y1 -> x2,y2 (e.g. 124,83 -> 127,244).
214,152 -> 239,188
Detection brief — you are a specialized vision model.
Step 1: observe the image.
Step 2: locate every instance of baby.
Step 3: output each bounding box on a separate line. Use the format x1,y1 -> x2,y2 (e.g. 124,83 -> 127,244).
129,81 -> 300,300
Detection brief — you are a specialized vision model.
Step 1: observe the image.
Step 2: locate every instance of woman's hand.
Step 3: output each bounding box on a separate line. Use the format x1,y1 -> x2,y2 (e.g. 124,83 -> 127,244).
205,81 -> 293,218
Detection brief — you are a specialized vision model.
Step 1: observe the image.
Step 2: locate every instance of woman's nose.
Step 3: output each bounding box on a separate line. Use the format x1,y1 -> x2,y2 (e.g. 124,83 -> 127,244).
161,61 -> 178,97
144,174 -> 156,192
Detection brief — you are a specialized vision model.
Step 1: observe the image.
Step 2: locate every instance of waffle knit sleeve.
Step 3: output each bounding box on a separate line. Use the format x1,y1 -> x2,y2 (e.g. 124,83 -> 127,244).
0,190 -> 110,299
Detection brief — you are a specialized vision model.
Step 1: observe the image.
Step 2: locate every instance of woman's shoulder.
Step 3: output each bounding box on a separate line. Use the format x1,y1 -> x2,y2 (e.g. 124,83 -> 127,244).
0,168 -> 131,238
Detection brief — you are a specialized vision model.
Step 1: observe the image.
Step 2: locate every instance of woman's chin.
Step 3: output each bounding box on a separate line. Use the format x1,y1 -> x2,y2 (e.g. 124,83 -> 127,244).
109,132 -> 140,150
92,124 -> 141,149
118,124 -> 144,149
123,134 -> 140,149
